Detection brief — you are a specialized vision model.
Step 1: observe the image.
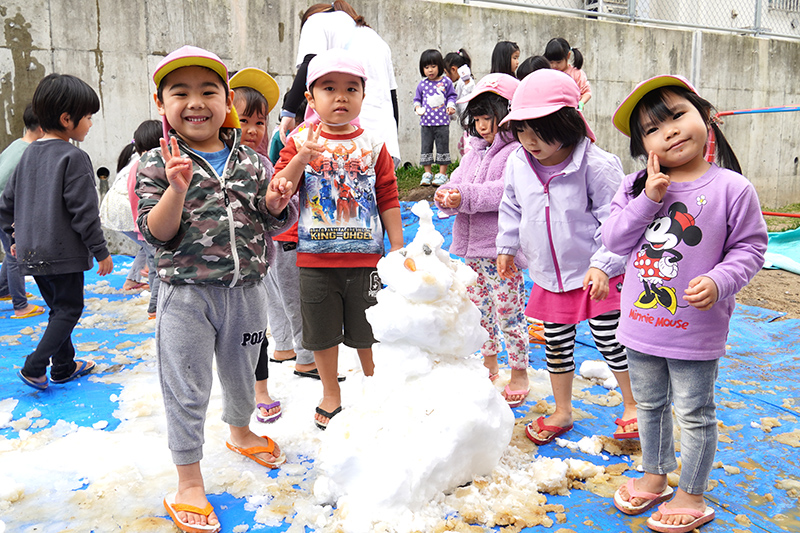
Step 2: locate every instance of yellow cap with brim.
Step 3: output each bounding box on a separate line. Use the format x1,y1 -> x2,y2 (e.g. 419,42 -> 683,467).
229,68 -> 280,113
612,74 -> 696,137
154,45 -> 240,136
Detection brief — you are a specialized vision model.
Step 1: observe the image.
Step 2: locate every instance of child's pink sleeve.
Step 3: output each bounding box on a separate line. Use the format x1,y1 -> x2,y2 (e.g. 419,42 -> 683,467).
127,160 -> 142,240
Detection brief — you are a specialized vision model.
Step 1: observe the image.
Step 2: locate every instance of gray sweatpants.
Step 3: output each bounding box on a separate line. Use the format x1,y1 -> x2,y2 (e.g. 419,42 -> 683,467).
156,282 -> 268,465
264,241 -> 314,365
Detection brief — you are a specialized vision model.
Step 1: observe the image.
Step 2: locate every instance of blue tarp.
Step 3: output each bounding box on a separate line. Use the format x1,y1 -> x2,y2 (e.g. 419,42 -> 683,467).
2,202 -> 799,532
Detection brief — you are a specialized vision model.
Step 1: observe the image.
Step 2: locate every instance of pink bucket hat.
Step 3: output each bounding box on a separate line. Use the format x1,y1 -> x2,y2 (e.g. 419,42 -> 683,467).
457,73 -> 519,104
306,48 -> 368,88
153,45 -> 240,138
612,74 -> 697,136
499,69 -> 595,142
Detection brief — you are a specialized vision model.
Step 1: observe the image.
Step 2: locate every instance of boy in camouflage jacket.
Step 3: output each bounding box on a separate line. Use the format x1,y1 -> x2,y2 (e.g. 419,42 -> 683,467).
136,45 -> 295,533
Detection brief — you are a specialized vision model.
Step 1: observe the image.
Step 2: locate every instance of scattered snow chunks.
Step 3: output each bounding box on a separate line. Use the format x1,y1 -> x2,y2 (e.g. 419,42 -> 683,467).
556,435 -> 605,456
579,360 -> 618,389
0,399 -> 18,429
315,201 -> 512,532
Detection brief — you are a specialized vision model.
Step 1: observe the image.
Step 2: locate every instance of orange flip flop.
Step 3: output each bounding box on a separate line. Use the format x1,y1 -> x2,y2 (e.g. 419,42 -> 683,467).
528,322 -> 545,344
163,492 -> 220,533
226,435 -> 286,469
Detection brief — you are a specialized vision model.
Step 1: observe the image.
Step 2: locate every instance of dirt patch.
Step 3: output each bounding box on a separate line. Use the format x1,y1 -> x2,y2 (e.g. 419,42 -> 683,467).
402,186 -> 437,203
736,268 -> 800,319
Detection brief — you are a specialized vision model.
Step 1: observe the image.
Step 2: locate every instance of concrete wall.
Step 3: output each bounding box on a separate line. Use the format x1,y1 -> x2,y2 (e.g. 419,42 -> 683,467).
1,0 -> 799,208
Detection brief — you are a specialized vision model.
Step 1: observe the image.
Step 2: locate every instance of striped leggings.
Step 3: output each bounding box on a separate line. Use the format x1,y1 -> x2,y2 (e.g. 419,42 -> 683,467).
543,311 -> 627,374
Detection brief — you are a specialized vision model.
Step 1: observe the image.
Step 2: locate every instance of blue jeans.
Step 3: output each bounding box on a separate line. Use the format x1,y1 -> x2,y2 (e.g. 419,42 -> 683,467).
0,230 -> 30,311
626,348 -> 719,495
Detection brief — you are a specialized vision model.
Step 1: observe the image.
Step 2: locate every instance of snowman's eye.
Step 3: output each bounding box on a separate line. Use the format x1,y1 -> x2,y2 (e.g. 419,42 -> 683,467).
423,244 -> 432,255
399,250 -> 407,257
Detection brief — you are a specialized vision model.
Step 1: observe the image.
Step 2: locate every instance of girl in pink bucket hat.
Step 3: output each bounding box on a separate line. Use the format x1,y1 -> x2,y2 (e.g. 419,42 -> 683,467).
495,68 -> 639,445
604,75 -> 767,533
433,73 -> 531,407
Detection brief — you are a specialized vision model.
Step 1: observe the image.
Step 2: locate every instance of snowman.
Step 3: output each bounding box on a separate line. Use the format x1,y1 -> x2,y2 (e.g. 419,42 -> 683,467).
313,201 -> 514,532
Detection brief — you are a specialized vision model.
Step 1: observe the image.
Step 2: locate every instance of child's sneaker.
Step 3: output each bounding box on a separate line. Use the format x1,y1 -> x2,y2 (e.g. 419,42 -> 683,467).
420,172 -> 433,186
433,173 -> 448,186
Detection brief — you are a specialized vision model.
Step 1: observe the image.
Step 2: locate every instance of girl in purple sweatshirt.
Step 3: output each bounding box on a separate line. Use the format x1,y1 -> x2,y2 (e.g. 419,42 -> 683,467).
434,73 -> 530,407
604,75 -> 767,533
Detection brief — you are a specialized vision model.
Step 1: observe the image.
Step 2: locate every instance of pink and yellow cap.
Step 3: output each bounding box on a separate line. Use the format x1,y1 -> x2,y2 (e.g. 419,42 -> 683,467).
499,69 -> 595,142
153,45 -> 240,137
306,48 -> 368,88
612,74 -> 697,137
230,68 -> 280,114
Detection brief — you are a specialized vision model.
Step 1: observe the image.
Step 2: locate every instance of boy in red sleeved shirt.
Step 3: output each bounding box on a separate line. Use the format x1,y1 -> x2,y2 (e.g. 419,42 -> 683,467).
274,48 -> 403,430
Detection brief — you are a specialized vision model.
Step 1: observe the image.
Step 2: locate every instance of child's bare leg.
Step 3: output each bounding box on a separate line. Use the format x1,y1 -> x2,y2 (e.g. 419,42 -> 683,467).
438,164 -> 448,175
423,164 -> 433,174
535,371 -> 574,439
505,368 -> 529,404
356,347 -> 374,377
271,349 -> 297,362
650,488 -> 708,526
483,354 -> 499,377
174,462 -> 218,527
228,424 -> 282,462
315,346 -> 341,425
254,379 -> 279,419
613,370 -> 638,435
616,472 -> 668,507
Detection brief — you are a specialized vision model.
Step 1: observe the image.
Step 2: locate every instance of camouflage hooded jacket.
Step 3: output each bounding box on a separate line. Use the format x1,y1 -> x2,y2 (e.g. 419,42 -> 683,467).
136,128 -> 292,287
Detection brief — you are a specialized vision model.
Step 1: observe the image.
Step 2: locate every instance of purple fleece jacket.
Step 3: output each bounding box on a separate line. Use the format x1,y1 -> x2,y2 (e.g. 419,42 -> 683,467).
436,132 -> 527,268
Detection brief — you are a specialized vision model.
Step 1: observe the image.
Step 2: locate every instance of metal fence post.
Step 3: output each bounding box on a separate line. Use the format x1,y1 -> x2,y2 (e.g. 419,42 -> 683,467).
754,0 -> 763,36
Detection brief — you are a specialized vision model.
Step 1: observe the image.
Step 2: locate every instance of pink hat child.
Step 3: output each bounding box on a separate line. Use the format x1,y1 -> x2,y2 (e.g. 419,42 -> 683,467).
457,72 -> 519,105
500,68 -> 596,142
302,48 -> 367,127
153,45 -> 240,139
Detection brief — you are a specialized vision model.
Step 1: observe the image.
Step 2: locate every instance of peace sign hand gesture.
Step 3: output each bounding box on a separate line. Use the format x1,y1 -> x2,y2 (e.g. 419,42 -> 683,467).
296,123 -> 325,166
160,136 -> 193,195
644,151 -> 671,203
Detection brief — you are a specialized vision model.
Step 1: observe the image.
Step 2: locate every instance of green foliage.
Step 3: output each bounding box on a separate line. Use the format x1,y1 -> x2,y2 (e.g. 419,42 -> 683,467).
763,202 -> 800,232
395,161 -> 460,196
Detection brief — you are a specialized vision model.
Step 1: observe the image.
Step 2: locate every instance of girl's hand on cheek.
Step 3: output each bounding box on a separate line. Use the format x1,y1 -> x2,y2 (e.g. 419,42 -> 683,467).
583,267 -> 609,300
684,275 -> 718,310
160,137 -> 192,194
644,151 -> 670,203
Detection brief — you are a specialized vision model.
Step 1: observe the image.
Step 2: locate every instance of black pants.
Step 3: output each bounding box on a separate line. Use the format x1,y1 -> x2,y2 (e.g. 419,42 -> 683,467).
23,272 -> 85,380
255,337 -> 270,381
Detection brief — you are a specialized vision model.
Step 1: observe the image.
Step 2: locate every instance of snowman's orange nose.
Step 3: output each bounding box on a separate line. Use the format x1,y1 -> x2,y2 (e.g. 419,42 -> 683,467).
403,258 -> 417,272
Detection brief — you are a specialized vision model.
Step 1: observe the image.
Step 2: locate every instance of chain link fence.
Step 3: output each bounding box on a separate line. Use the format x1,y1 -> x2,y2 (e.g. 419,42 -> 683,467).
468,0 -> 800,39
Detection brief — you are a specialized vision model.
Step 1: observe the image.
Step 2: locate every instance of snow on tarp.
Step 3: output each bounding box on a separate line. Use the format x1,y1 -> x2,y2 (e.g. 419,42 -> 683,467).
1,202 -> 799,532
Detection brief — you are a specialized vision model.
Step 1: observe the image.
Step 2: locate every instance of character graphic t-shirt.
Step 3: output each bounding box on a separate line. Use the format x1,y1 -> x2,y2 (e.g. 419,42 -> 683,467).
276,126 -> 399,268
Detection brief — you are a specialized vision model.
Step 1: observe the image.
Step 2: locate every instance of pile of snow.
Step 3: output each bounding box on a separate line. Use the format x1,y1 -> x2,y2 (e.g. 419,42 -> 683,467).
313,202 -> 514,532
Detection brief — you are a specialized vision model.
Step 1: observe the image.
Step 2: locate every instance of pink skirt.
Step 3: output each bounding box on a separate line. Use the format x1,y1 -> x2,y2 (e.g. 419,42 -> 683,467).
525,274 -> 624,324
